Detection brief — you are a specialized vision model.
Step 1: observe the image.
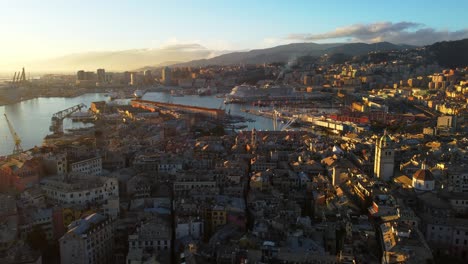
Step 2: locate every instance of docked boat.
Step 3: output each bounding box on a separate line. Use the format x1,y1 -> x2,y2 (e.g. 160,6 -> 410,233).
225,83 -> 296,103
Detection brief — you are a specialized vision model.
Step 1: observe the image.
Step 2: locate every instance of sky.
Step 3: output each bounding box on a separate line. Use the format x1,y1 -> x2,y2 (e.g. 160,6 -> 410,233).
0,0 -> 467,71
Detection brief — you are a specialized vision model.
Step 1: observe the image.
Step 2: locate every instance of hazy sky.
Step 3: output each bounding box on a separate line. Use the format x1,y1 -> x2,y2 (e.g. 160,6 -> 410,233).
0,0 -> 467,71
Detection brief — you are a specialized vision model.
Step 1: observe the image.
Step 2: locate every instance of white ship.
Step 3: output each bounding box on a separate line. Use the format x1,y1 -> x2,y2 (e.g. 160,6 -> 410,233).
224,83 -> 295,103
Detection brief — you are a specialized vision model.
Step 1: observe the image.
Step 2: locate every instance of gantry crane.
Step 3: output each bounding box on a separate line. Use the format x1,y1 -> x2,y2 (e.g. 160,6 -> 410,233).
50,103 -> 87,134
3,113 -> 23,155
272,109 -> 296,131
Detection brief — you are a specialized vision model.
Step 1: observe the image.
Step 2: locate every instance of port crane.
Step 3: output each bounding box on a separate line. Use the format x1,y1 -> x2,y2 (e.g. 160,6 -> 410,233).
50,103 -> 87,134
3,113 -> 23,155
272,109 -> 296,131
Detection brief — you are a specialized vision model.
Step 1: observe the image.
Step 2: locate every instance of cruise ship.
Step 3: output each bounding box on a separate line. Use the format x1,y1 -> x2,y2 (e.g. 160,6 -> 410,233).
225,83 -> 296,103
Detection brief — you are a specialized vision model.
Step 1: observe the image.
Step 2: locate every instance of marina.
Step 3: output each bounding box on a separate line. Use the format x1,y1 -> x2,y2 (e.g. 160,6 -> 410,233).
0,91 -> 287,155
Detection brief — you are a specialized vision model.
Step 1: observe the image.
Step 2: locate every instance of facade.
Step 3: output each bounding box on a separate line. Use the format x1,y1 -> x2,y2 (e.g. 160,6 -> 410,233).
448,165 -> 468,192
133,155 -> 182,173
437,115 -> 457,129
40,175 -> 118,205
77,70 -> 85,80
204,205 -> 227,236
173,181 -> 217,195
162,67 -> 171,85
130,72 -> 140,86
97,69 -> 106,83
59,213 -> 114,264
70,156 -> 102,176
175,217 -> 204,239
374,133 -> 395,181
127,217 -> 172,261
42,153 -> 67,176
19,208 -> 54,241
422,215 -> 468,261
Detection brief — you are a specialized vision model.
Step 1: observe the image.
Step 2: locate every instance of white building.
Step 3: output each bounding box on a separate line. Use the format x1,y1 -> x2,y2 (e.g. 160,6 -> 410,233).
40,175 -> 118,206
59,213 -> 114,264
175,217 -> 203,239
412,162 -> 435,192
374,132 -> 395,181
70,156 -> 102,176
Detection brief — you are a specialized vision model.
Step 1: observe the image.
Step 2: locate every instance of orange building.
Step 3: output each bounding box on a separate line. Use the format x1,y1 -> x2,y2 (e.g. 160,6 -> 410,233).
0,157 -> 42,192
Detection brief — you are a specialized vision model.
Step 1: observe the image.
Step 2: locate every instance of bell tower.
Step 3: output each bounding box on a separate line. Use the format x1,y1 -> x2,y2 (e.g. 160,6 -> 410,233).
374,131 -> 395,181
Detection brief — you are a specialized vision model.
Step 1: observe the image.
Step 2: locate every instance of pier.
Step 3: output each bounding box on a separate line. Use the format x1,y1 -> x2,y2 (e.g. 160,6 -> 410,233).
131,99 -> 225,120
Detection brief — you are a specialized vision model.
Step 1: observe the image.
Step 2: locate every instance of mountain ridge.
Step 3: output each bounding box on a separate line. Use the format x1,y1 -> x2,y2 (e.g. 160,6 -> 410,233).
28,39 -> 468,72
168,42 -> 415,68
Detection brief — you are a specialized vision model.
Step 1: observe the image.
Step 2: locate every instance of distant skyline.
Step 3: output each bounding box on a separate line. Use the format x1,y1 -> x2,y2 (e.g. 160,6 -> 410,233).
0,0 -> 467,71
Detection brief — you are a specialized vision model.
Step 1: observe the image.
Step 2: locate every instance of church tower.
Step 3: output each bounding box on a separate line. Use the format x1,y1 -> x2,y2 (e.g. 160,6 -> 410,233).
251,128 -> 257,151
374,131 -> 395,181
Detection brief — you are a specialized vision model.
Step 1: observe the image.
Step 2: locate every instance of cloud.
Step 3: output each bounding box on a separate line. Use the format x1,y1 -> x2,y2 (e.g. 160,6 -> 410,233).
261,37 -> 291,48
287,22 -> 468,45
160,43 -> 208,52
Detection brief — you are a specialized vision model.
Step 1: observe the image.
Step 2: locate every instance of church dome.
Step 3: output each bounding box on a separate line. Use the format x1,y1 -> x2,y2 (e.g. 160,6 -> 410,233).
413,169 -> 434,181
